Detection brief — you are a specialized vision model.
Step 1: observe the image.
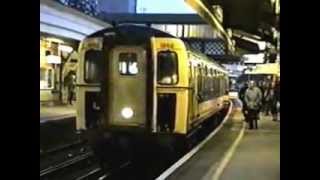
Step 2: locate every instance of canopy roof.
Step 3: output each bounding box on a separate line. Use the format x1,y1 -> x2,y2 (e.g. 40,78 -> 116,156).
185,0 -> 279,48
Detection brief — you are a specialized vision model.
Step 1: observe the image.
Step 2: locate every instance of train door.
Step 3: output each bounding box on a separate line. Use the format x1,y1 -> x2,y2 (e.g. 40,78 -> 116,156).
107,46 -> 147,127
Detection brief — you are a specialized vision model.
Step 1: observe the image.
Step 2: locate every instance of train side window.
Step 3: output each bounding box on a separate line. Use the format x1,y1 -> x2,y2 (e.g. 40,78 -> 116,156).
204,66 -> 208,93
119,53 -> 138,75
197,64 -> 202,92
204,66 -> 208,76
84,50 -> 103,83
189,63 -> 192,81
210,68 -> 213,76
157,50 -> 178,85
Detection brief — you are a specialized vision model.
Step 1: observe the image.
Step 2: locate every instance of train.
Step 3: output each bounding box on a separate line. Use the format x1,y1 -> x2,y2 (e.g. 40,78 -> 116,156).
76,25 -> 230,170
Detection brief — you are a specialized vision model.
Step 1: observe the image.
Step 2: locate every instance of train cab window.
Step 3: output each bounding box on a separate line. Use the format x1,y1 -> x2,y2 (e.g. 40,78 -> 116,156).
119,53 -> 138,75
157,51 -> 178,84
84,50 -> 103,83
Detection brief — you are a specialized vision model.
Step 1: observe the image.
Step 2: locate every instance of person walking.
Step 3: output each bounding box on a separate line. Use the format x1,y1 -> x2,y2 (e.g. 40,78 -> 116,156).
244,81 -> 263,129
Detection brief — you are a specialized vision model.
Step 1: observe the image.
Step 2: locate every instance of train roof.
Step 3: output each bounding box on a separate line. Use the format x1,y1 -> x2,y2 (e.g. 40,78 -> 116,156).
87,24 -> 175,44
86,25 -> 228,74
184,43 -> 228,73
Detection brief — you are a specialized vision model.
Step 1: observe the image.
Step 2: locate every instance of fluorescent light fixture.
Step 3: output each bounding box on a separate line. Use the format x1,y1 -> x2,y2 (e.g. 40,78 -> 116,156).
58,45 -> 73,53
243,53 -> 265,64
47,55 -> 61,64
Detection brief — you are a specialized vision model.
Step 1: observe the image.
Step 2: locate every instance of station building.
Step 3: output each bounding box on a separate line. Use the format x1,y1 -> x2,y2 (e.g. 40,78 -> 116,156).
40,0 -> 111,105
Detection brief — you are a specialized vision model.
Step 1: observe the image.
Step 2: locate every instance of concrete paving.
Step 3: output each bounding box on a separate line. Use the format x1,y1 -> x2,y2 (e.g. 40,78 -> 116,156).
166,99 -> 280,180
166,107 -> 244,180
40,104 -> 76,122
220,116 -> 280,180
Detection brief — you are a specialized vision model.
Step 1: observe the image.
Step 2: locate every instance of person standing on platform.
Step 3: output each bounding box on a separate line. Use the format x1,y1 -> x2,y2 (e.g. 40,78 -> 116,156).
239,82 -> 249,121
67,74 -> 76,105
257,81 -> 265,115
263,83 -> 274,116
244,81 -> 263,129
272,80 -> 280,121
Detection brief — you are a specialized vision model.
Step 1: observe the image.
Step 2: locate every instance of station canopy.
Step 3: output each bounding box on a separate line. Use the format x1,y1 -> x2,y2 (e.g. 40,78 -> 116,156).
185,0 -> 279,51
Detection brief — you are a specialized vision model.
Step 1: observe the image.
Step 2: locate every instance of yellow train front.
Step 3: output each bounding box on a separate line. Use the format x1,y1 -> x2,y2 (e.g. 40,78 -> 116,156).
76,25 -> 229,169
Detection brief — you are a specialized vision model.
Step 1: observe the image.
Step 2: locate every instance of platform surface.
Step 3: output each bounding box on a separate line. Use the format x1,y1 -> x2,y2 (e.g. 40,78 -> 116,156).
40,104 -> 76,122
220,116 -> 280,180
166,100 -> 280,180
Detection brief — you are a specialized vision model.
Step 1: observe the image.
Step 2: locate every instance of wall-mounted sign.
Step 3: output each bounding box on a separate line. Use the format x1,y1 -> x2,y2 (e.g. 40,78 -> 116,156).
47,55 -> 61,64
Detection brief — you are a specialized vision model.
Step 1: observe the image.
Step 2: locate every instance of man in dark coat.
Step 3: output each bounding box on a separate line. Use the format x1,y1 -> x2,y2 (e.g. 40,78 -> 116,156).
244,81 -> 262,129
272,80 -> 280,121
67,74 -> 76,105
239,82 -> 248,119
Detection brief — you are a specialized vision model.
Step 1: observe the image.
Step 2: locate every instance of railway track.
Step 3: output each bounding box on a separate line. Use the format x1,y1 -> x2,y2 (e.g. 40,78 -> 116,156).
40,103 -> 231,180
40,140 -> 132,180
41,139 -> 86,157
40,150 -> 96,179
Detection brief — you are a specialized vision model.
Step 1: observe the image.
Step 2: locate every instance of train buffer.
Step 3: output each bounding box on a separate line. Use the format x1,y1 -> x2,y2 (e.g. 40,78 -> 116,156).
159,102 -> 280,180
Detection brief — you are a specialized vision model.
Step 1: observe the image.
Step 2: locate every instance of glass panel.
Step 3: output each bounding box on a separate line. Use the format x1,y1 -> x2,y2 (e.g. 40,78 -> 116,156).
119,53 -> 138,75
84,50 -> 102,83
157,51 -> 178,85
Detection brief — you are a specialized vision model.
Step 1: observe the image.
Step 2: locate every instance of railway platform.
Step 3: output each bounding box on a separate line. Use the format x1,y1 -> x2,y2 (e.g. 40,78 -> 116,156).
40,104 -> 76,122
164,100 -> 280,180
40,104 -> 78,153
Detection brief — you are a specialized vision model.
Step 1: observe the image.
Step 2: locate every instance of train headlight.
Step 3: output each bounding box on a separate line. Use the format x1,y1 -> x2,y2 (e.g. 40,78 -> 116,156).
121,107 -> 134,119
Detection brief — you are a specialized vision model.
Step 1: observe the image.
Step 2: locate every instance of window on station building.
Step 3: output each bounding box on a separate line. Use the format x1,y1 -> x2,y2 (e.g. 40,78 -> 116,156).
157,51 -> 178,85
183,25 -> 189,38
177,25 -> 183,37
40,67 -> 54,89
119,53 -> 138,75
48,69 -> 53,88
84,50 -> 103,83
165,24 -> 178,36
